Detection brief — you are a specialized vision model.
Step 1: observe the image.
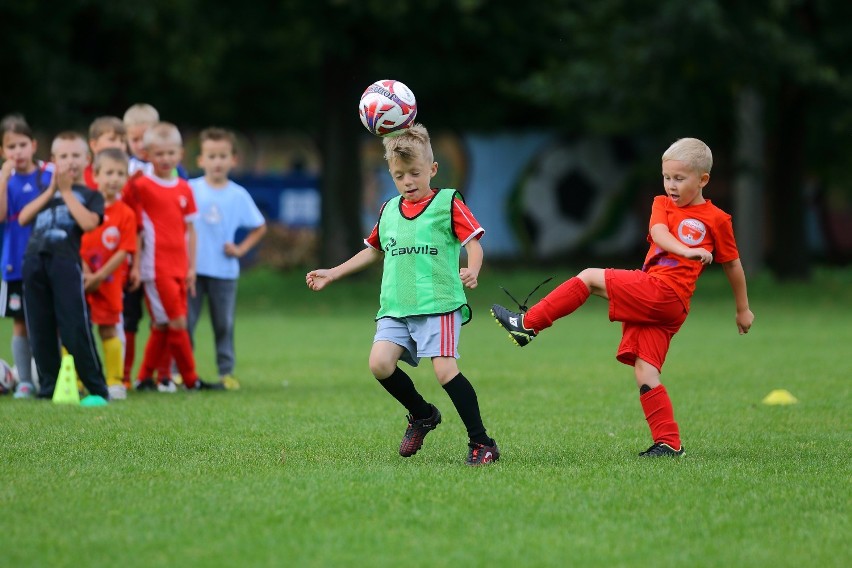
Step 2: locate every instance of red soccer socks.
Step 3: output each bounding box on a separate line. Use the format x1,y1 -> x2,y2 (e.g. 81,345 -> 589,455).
639,385 -> 681,450
524,277 -> 591,332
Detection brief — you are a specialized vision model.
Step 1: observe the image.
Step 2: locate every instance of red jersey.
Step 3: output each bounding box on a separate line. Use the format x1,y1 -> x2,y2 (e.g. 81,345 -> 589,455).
80,199 -> 137,312
122,173 -> 197,281
365,189 -> 483,250
84,164 -> 97,190
642,196 -> 739,311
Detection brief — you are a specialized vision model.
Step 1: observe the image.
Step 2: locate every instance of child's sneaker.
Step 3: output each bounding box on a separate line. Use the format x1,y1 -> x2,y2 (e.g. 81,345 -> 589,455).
108,384 -> 127,400
638,442 -> 685,457
399,404 -> 442,457
220,374 -> 241,390
134,378 -> 157,391
490,304 -> 537,346
157,378 -> 177,393
465,441 -> 500,466
194,378 -> 226,391
13,382 -> 35,399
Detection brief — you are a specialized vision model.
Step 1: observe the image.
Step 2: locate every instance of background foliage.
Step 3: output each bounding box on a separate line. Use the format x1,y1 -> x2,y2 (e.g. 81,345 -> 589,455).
1,0 -> 850,273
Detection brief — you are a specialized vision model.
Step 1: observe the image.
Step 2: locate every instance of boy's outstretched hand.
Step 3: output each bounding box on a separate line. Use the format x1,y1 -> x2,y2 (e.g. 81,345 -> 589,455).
306,269 -> 332,291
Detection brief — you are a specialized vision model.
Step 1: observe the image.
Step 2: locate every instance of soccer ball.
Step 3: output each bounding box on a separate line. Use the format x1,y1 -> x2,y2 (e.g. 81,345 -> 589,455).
0,359 -> 15,395
358,80 -> 417,137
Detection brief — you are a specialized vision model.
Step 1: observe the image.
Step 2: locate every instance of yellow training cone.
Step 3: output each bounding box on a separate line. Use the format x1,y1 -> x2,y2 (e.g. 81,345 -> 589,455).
762,389 -> 798,405
52,354 -> 80,405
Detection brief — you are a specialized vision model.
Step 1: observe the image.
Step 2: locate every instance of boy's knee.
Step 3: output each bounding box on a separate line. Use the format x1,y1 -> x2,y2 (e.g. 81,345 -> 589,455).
369,356 -> 395,380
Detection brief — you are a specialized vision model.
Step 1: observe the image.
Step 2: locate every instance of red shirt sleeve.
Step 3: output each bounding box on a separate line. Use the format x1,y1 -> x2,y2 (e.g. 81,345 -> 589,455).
118,204 -> 138,254
364,202 -> 386,250
711,211 -> 739,263
452,196 -> 484,244
120,173 -> 143,229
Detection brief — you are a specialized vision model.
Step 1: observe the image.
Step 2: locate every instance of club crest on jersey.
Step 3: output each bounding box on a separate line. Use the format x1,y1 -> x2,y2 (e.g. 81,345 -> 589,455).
179,195 -> 188,208
678,219 -> 706,246
101,226 -> 121,250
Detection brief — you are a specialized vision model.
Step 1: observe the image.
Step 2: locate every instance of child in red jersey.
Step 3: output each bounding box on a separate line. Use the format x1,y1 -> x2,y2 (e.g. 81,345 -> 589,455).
81,149 -> 137,400
83,117 -> 127,189
491,137 -> 754,458
121,122 -> 222,392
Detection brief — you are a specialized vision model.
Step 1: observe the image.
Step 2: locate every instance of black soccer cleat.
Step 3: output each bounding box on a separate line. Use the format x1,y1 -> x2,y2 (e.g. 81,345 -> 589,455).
399,404 -> 442,457
465,441 -> 500,466
194,378 -> 227,391
490,304 -> 537,347
638,442 -> 685,457
134,378 -> 157,392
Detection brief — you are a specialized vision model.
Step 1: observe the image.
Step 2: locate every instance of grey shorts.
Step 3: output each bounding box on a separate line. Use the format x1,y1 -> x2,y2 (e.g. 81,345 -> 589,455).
374,311 -> 462,367
0,280 -> 25,319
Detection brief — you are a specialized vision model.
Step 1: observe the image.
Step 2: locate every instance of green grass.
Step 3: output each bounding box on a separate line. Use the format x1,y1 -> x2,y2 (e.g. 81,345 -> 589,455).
1,265 -> 850,567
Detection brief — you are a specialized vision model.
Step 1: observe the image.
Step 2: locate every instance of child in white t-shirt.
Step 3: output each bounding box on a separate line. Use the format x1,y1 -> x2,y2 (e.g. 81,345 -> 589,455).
188,128 -> 266,390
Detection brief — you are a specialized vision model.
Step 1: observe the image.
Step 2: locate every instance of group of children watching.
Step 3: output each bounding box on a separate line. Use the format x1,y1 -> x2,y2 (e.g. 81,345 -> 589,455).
0,104 -> 267,402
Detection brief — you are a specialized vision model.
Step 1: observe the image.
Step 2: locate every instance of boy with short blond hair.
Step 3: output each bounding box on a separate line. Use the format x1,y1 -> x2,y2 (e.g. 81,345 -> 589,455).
84,116 -> 127,189
188,127 -> 266,389
307,123 -> 499,466
122,122 -> 220,392
492,137 -> 754,458
81,148 -> 137,400
19,131 -> 109,402
123,103 -> 159,176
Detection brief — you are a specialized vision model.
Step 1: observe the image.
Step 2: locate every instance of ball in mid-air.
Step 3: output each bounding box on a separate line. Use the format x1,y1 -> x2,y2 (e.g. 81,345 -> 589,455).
358,80 -> 417,137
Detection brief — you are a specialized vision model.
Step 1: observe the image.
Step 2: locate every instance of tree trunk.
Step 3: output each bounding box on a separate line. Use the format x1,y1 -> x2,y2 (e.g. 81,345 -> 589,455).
319,54 -> 364,266
767,80 -> 811,280
733,87 -> 765,276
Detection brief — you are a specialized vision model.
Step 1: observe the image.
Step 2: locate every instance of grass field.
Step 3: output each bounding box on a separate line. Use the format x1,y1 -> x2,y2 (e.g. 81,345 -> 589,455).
1,265 -> 850,567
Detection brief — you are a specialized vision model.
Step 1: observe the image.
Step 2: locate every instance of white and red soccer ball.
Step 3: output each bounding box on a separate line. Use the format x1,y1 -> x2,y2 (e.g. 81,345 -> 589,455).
358,80 -> 417,137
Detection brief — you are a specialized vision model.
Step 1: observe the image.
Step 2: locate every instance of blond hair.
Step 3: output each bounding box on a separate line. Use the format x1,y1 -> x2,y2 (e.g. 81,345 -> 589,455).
89,116 -> 126,141
93,148 -> 129,173
51,131 -> 87,154
382,123 -> 433,164
123,103 -> 160,126
662,138 -> 713,173
143,122 -> 182,148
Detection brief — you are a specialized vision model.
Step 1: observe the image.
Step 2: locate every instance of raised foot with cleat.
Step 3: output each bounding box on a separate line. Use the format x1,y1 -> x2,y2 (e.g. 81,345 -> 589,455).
490,304 -> 537,347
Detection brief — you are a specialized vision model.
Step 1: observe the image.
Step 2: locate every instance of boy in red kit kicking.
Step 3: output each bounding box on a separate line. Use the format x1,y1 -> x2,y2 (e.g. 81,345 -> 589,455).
491,137 -> 754,457
121,122 -> 222,392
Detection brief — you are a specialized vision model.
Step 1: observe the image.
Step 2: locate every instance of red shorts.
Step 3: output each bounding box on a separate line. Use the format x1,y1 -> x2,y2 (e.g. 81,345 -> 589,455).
143,276 -> 187,324
87,294 -> 122,325
86,276 -> 124,326
605,269 -> 687,372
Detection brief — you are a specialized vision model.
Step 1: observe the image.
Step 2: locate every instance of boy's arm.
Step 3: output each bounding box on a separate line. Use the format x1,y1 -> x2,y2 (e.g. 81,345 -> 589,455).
460,237 -> 483,289
186,222 -> 197,296
649,224 -> 713,264
52,166 -> 99,231
224,223 -> 267,258
83,250 -> 128,292
0,159 -> 14,221
721,258 -> 754,335
128,234 -> 143,291
18,176 -> 57,226
306,247 -> 381,291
